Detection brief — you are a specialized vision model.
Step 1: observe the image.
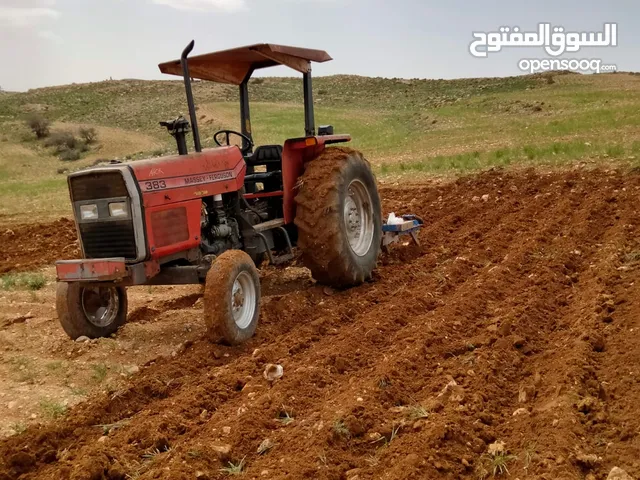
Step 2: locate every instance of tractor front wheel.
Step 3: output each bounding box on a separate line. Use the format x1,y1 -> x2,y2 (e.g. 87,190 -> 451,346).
56,283 -> 128,340
204,250 -> 261,345
295,147 -> 382,287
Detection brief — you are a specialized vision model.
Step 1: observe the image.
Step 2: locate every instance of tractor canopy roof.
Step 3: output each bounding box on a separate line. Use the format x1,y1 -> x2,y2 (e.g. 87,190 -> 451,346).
158,43 -> 332,85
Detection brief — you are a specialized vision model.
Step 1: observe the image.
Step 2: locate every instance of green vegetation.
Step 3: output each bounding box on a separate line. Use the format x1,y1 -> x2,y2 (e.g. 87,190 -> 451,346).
406,404 -> 429,421
39,399 -> 67,419
45,360 -> 66,373
379,139 -> 640,175
1,72 -> 639,222
1,272 -> 46,290
332,419 -> 351,439
91,363 -> 108,383
10,422 -> 27,435
9,356 -> 37,383
220,457 -> 246,476
25,113 -> 50,139
43,130 -> 88,161
276,407 -> 295,425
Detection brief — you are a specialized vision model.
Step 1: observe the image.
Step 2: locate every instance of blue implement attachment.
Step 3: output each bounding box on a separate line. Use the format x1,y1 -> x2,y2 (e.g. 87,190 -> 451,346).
381,214 -> 423,252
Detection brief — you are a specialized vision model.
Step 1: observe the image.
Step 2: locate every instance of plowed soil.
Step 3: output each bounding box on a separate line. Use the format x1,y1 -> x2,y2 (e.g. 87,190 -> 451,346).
1,218 -> 78,274
2,167 -> 640,480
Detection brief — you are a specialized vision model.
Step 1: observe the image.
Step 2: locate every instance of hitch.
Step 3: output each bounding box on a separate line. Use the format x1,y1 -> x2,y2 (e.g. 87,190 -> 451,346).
381,213 -> 423,253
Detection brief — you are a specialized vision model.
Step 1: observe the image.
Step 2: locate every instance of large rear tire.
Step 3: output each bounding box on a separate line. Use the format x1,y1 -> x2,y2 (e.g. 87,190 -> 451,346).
56,282 -> 128,340
204,250 -> 261,345
294,147 -> 382,287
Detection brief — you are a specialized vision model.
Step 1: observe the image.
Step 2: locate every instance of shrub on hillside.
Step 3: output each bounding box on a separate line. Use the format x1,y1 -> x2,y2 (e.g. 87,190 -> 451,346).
44,130 -> 88,160
25,113 -> 50,139
59,149 -> 81,161
44,131 -> 81,153
79,127 -> 98,144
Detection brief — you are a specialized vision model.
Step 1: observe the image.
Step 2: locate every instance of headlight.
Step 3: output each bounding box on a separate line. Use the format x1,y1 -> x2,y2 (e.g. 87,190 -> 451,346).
108,202 -> 127,218
80,204 -> 98,220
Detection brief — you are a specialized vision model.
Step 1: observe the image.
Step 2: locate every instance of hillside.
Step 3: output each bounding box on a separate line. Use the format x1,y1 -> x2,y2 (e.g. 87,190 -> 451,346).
1,72 -> 640,222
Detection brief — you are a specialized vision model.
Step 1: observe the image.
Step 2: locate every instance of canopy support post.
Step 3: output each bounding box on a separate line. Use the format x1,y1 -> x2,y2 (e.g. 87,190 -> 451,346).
303,70 -> 315,137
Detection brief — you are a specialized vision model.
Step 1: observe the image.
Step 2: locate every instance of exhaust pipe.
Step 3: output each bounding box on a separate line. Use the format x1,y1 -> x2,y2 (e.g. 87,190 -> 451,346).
181,40 -> 202,153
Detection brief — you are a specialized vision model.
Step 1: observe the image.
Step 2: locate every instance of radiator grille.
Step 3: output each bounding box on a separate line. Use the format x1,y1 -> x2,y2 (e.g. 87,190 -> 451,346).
151,207 -> 189,248
71,171 -> 138,260
70,172 -> 129,201
79,221 -> 137,259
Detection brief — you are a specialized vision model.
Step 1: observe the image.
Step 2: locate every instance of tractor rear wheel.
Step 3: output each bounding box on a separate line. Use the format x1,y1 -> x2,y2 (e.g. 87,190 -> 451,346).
204,250 -> 261,345
295,147 -> 382,287
56,282 -> 128,340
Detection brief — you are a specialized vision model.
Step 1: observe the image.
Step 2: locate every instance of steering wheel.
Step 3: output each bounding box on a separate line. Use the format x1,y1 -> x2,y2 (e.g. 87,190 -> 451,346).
213,130 -> 254,155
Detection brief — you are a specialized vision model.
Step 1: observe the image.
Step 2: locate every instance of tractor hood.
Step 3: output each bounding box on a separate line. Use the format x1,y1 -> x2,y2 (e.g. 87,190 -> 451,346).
128,146 -> 246,208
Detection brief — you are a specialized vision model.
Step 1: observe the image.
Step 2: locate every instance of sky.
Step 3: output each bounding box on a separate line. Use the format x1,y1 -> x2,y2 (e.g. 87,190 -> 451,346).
0,0 -> 637,91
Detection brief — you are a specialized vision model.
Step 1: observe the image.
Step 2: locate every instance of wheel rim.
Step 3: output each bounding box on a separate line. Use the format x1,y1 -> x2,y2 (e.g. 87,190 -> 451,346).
344,179 -> 375,257
231,271 -> 257,329
81,287 -> 119,328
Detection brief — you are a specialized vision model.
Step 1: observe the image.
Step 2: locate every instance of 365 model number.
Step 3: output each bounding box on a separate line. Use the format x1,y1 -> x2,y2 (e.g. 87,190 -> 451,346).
144,180 -> 167,191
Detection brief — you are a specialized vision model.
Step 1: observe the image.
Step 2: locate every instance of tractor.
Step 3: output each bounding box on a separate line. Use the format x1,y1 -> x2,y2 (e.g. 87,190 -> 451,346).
55,41 -> 384,345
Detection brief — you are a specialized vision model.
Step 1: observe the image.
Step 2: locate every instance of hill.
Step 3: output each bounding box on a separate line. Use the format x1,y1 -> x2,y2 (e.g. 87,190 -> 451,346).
1,72 -> 639,222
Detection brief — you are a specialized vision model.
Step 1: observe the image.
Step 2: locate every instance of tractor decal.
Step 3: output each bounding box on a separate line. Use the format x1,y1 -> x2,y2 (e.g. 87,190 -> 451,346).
139,170 -> 235,192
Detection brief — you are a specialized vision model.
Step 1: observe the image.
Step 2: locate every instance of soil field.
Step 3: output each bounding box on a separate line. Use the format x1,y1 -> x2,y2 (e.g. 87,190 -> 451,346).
1,167 -> 640,480
1,218 -> 79,274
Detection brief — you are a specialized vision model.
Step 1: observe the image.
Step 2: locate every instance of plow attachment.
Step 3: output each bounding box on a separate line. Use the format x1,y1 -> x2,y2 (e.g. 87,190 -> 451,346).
381,214 -> 423,253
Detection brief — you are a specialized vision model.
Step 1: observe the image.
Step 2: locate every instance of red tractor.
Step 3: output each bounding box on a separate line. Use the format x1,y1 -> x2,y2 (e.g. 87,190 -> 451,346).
55,41 -> 382,344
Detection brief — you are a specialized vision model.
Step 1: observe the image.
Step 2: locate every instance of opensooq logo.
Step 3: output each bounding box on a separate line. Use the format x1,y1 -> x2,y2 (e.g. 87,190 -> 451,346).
469,23 -> 618,58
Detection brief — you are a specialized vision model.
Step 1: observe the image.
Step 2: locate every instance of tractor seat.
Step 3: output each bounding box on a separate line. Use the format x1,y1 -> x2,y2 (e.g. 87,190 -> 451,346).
246,145 -> 282,165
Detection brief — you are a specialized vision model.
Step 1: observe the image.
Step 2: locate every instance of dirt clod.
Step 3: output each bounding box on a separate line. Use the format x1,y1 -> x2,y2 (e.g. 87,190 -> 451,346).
607,467 -> 635,480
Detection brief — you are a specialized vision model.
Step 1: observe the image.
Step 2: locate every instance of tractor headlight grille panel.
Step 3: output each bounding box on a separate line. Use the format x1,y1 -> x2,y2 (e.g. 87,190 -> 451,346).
108,202 -> 128,218
80,204 -> 99,220
70,171 -> 138,261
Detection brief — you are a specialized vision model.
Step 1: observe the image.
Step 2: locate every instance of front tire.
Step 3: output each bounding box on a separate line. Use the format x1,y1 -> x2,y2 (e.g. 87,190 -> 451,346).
56,283 -> 128,340
295,147 -> 382,287
204,250 -> 261,345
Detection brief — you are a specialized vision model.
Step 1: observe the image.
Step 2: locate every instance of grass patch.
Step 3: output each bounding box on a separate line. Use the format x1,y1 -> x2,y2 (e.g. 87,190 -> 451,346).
477,444 -> 517,479
486,453 -> 517,476
332,419 -> 351,439
94,418 -> 131,435
71,387 -> 88,396
623,251 -> 640,263
9,356 -> 37,383
377,376 -> 391,389
220,457 -> 246,476
91,363 -> 108,383
45,361 -> 66,373
1,272 -> 46,291
9,422 -> 27,435
377,139 -> 635,176
276,407 -> 295,425
39,399 -> 67,419
406,404 -> 429,421
141,445 -> 171,461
